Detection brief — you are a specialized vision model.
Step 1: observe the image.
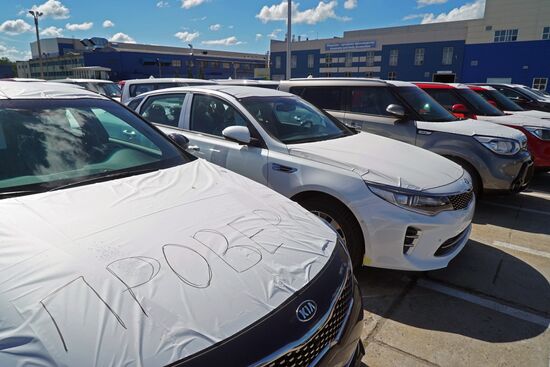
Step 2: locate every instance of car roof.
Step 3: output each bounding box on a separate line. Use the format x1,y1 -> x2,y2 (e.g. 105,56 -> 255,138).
414,82 -> 470,90
281,77 -> 416,88
466,84 -> 495,91
213,79 -> 279,86
123,78 -> 217,85
51,78 -> 115,84
0,81 -> 108,100
137,84 -> 295,99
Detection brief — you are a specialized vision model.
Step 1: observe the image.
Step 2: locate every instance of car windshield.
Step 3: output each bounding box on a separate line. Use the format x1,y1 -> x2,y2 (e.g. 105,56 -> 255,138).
96,83 -> 122,98
455,88 -> 504,116
241,96 -> 354,144
478,89 -> 524,111
526,87 -> 550,100
397,87 -> 457,122
0,98 -> 190,198
517,86 -> 548,101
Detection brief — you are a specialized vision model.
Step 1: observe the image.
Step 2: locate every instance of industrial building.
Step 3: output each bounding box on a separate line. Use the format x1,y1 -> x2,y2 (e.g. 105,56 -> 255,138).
16,37 -> 268,81
270,0 -> 550,91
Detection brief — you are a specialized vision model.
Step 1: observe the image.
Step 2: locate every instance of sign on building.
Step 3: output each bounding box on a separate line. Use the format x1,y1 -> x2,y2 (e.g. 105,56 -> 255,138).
325,41 -> 376,51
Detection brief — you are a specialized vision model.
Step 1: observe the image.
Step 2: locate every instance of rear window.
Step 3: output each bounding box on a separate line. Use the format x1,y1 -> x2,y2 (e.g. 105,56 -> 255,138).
129,83 -> 185,97
290,86 -> 343,111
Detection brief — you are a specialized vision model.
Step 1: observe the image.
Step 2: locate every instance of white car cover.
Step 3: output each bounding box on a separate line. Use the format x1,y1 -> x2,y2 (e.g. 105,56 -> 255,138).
0,160 -> 336,367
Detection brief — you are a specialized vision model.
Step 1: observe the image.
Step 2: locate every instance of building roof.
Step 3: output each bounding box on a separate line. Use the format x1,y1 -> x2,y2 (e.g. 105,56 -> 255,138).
0,81 -> 106,100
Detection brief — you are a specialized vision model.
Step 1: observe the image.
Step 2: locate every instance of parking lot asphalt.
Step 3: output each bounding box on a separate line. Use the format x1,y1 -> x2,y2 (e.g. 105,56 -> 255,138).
358,172 -> 550,367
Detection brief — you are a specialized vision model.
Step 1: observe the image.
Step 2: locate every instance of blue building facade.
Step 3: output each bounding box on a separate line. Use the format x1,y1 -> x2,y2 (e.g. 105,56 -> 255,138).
270,0 -> 550,91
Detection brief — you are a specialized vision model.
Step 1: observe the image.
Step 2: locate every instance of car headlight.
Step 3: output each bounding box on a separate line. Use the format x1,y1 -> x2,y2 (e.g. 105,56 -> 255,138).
474,136 -> 521,155
368,185 -> 453,216
525,126 -> 550,141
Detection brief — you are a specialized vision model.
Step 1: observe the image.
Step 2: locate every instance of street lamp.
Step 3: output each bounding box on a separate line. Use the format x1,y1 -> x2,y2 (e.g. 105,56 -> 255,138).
286,0 -> 291,80
28,10 -> 44,79
188,44 -> 194,78
156,57 -> 162,77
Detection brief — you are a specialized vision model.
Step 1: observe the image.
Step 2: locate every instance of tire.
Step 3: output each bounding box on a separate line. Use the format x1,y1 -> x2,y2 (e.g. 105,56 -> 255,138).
297,196 -> 364,270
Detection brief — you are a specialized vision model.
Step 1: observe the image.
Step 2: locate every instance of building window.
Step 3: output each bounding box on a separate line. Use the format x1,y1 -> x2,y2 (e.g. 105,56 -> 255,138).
307,54 -> 315,68
442,47 -> 454,65
345,52 -> 353,67
291,55 -> 297,69
388,71 -> 397,80
324,72 -> 332,77
171,60 -> 182,67
471,60 -> 479,66
494,29 -> 518,42
275,56 -> 281,69
365,71 -> 374,78
543,26 -> 550,40
389,49 -> 398,66
533,77 -> 548,91
414,48 -> 425,66
344,72 -> 353,77
325,53 -> 332,64
365,51 -> 375,67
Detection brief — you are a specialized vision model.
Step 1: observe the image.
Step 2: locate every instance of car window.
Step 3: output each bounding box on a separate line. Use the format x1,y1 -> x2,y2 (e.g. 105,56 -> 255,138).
293,86 -> 343,111
140,94 -> 186,127
129,83 -> 183,97
241,96 -> 353,144
349,87 -> 400,116
96,83 -> 122,98
455,89 -> 504,116
127,96 -> 144,111
495,86 -> 524,99
0,99 -> 189,196
423,89 -> 462,110
478,90 -> 523,111
190,94 -> 248,137
396,87 -> 457,122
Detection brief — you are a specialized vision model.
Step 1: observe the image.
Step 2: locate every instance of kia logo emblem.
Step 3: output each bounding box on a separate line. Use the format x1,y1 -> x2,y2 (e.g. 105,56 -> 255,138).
296,300 -> 317,322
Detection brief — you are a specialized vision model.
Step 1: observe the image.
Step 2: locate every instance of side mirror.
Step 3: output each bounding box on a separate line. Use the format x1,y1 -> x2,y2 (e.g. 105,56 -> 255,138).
168,133 -> 189,150
451,104 -> 469,114
386,104 -> 406,118
222,126 -> 251,145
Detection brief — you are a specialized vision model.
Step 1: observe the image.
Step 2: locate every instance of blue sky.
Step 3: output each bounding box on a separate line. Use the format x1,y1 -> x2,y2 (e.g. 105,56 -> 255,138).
0,0 -> 486,60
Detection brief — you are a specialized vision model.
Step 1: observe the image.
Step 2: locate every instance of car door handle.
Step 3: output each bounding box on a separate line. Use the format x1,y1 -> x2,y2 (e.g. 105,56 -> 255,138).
188,145 -> 200,151
272,163 -> 297,173
209,148 -> 221,153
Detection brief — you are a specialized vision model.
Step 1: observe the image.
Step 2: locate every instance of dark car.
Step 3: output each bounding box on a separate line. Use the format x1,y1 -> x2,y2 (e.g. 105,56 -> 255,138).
477,83 -> 550,113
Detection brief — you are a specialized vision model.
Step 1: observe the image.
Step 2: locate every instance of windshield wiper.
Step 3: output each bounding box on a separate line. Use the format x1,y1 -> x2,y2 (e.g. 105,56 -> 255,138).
48,168 -> 160,192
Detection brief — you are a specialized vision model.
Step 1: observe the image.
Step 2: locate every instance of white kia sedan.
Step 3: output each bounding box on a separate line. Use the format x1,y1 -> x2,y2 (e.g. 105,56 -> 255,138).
0,81 -> 365,366
131,85 -> 476,271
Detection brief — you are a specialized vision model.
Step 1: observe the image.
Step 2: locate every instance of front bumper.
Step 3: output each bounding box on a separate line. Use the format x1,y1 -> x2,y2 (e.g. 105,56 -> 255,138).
481,150 -> 533,192
351,194 -> 475,271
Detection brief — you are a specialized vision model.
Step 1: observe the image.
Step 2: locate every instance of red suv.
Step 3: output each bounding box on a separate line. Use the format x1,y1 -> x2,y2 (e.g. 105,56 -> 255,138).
416,82 -> 550,171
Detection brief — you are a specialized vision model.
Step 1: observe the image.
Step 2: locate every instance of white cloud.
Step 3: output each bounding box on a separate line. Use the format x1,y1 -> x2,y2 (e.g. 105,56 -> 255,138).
417,0 -> 447,7
420,0 -> 485,23
109,32 -> 136,43
40,26 -> 64,37
256,1 -> 350,25
181,0 -> 206,9
0,43 -> 31,60
29,0 -> 70,19
256,33 -> 263,41
175,31 -> 200,42
344,0 -> 357,10
202,36 -> 242,46
268,28 -> 283,39
209,23 -> 221,31
0,19 -> 32,35
65,22 -> 93,31
157,1 -> 170,7
402,13 -> 428,20
102,20 -> 115,28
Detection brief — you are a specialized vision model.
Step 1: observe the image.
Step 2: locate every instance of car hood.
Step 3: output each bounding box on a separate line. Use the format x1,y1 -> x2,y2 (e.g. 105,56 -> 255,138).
477,114 -> 550,129
417,118 -> 525,139
288,132 -> 463,191
506,110 -> 550,122
0,160 -> 336,367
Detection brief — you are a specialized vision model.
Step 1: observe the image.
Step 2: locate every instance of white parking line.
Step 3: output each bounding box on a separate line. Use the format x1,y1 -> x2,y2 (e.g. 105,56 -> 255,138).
417,279 -> 550,328
481,201 -> 550,216
492,241 -> 550,259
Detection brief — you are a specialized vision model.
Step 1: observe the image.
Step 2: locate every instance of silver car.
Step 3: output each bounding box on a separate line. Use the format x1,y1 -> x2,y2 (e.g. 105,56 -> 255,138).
279,78 -> 534,195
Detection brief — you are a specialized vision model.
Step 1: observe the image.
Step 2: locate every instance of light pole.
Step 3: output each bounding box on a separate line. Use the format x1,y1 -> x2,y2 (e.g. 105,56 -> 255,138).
286,0 -> 292,80
188,44 -> 194,78
156,57 -> 162,77
28,10 -> 44,79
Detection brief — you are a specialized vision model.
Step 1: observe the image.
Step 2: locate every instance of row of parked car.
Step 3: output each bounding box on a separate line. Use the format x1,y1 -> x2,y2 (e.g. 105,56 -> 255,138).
0,76 -> 547,366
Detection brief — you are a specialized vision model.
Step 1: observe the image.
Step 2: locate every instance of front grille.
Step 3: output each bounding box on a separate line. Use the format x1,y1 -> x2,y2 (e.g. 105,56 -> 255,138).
266,273 -> 353,367
434,227 -> 468,257
448,191 -> 473,210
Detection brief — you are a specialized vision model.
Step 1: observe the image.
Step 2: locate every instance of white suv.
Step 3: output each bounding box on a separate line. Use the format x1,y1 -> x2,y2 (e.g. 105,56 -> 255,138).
130,85 -> 475,271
